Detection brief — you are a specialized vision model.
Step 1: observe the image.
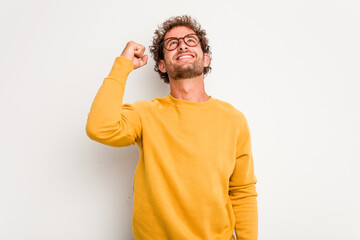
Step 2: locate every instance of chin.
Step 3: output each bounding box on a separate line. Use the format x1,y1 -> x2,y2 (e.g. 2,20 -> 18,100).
171,69 -> 203,80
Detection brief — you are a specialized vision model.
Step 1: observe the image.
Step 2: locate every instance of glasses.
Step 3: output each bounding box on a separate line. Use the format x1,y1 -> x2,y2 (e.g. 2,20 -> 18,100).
162,34 -> 200,51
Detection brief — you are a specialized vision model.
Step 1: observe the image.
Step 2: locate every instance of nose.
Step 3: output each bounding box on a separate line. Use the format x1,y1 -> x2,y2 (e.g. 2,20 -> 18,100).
178,38 -> 188,50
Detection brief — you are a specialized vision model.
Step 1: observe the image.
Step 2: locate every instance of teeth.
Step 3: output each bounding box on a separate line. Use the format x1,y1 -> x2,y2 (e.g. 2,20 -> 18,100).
178,55 -> 193,60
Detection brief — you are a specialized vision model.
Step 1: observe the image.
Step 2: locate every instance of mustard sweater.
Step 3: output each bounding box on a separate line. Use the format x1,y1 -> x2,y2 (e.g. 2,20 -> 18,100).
86,57 -> 258,240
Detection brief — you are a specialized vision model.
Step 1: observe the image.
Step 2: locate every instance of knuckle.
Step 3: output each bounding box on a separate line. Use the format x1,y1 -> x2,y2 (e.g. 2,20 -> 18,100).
127,41 -> 136,47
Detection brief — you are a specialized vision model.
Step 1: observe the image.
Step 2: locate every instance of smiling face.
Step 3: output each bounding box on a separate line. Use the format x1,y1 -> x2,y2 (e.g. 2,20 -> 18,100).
158,26 -> 210,81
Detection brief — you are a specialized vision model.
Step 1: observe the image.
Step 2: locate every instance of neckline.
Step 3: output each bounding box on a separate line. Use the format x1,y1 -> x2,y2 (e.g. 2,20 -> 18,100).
167,93 -> 215,109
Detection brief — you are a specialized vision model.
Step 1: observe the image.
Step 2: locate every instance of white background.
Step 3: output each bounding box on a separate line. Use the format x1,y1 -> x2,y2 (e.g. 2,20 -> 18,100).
1,0 -> 359,239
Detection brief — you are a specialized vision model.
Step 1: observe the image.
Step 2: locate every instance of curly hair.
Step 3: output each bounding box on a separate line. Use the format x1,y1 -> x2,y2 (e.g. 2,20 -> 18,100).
149,15 -> 212,84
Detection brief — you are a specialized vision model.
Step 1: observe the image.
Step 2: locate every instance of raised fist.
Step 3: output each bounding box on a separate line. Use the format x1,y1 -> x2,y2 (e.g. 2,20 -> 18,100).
120,41 -> 148,69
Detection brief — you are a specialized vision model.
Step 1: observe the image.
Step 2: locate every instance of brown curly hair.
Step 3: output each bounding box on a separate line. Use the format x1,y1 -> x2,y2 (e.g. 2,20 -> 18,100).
149,15 -> 212,84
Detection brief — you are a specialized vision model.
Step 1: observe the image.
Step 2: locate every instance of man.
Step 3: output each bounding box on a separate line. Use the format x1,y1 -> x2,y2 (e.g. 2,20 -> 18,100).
86,15 -> 258,240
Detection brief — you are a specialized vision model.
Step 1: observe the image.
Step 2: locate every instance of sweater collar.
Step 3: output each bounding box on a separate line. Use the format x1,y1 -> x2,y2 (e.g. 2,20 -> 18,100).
166,93 -> 215,109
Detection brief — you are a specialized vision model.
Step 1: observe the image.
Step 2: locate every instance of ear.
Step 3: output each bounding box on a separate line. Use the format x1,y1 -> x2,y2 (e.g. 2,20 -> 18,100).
158,60 -> 167,73
204,53 -> 210,67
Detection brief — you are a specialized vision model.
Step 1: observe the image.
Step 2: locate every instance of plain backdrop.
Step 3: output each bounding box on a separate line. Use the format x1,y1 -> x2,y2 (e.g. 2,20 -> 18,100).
1,0 -> 359,239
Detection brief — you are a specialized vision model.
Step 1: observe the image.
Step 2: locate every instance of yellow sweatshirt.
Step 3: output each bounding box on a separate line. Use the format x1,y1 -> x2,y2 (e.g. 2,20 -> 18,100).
86,56 -> 258,240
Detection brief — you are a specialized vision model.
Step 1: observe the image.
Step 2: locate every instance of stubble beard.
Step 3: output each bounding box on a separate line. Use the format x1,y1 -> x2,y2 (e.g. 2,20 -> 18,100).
165,54 -> 205,80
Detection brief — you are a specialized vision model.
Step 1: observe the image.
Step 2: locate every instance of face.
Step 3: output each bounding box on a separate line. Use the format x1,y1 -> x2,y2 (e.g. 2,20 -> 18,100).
158,26 -> 210,80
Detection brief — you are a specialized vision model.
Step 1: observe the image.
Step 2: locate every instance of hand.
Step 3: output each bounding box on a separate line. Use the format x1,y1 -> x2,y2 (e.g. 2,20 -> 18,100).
120,41 -> 148,69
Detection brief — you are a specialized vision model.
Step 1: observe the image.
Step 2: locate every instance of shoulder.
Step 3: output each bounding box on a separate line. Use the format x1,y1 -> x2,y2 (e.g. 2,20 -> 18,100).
213,98 -> 248,122
214,99 -> 253,140
130,95 -> 170,112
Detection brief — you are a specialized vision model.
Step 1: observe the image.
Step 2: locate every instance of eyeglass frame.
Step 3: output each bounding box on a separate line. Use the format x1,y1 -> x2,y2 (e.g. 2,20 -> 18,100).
161,33 -> 201,51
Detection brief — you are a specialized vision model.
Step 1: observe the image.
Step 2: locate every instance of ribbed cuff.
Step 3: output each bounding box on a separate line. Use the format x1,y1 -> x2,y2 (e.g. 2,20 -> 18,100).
106,56 -> 134,86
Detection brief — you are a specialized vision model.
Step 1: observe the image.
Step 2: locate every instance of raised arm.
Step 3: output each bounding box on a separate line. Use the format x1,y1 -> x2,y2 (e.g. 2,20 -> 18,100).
85,42 -> 148,147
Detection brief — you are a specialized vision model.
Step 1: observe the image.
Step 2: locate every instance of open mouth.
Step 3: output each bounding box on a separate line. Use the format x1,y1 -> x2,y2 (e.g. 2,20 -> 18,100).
176,54 -> 195,60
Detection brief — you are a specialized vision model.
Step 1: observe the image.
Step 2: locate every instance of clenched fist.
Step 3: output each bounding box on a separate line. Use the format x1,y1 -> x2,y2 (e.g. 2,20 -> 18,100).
120,41 -> 148,69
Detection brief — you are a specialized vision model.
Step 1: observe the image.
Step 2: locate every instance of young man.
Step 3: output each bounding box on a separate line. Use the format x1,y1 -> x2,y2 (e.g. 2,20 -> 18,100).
86,15 -> 258,240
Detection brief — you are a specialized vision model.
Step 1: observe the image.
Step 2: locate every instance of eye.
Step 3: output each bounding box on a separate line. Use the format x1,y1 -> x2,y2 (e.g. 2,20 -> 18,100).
186,35 -> 198,43
165,39 -> 178,48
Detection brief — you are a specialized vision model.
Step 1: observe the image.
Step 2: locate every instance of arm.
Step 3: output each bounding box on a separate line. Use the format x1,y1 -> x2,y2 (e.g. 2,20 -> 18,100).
229,113 -> 258,240
85,42 -> 148,147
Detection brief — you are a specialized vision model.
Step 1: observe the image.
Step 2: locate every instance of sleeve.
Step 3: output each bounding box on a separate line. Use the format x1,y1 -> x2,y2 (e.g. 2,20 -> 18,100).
85,56 -> 142,147
229,113 -> 258,240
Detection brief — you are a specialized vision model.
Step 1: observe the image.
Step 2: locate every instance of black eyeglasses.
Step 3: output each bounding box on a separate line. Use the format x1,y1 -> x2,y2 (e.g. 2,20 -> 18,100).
162,34 -> 200,51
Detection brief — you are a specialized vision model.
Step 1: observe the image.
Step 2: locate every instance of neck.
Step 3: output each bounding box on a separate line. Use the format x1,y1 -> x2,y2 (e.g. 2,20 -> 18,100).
169,74 -> 210,102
